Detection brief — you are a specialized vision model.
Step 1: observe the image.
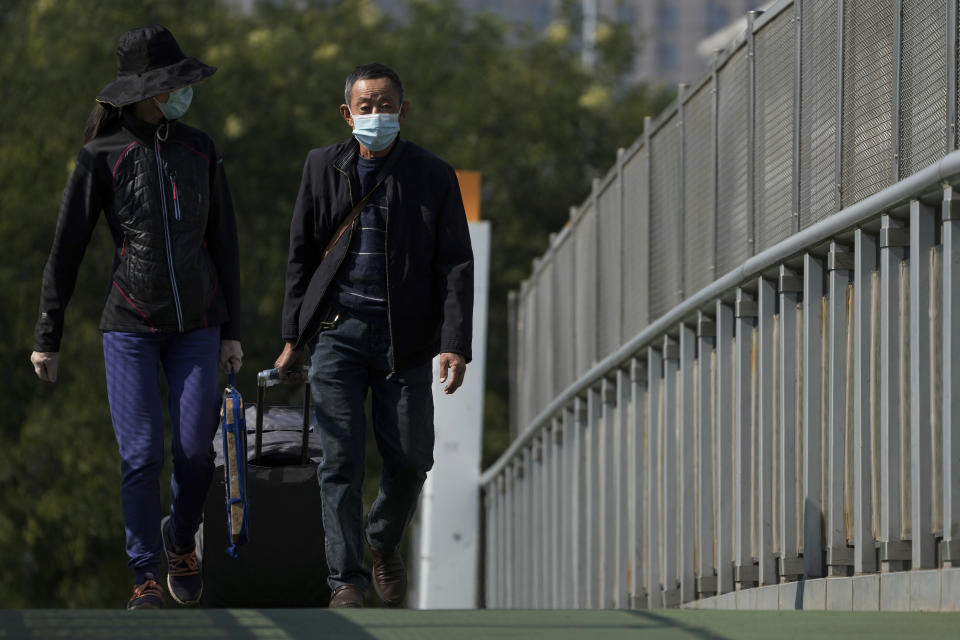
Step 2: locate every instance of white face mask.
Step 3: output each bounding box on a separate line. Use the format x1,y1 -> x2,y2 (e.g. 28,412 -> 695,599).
350,111 -> 400,151
154,86 -> 193,120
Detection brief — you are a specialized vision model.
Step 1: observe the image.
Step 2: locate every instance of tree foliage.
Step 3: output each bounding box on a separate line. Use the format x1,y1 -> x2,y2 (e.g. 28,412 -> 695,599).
0,0 -> 672,606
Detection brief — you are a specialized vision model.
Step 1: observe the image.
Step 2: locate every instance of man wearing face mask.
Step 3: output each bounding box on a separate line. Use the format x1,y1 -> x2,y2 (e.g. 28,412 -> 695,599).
274,63 -> 474,608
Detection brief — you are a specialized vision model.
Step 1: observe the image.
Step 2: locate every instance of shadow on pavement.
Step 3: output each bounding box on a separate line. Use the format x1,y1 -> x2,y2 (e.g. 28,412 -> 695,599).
0,608 -> 379,639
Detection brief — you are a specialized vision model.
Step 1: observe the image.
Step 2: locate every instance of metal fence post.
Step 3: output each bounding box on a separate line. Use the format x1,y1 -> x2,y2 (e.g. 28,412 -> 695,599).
716,300 -> 736,593
615,367 -> 631,608
646,346 -> 663,607
599,377 -> 617,607
735,288 -> 759,588
757,275 -> 777,585
792,0 -> 803,235
854,228 -> 879,574
803,252 -> 825,578
943,185 -> 960,566
679,323 -> 696,602
747,11 -> 759,257
891,0 -> 903,183
948,0 -> 958,153
779,265 -> 804,580
827,241 -> 854,576
910,199 -> 936,569
661,335 -> 680,606
878,213 -> 910,571
572,396 -> 587,608
834,0 -> 845,212
630,357 -> 649,607
697,312 -> 718,596
677,84 -> 688,300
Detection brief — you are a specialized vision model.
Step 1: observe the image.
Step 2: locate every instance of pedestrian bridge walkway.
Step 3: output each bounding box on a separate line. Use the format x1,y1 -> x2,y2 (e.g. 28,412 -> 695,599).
2,608 -> 958,639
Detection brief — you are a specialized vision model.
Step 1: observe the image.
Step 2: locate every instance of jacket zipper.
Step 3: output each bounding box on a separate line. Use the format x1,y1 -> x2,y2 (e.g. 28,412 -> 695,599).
383,192 -> 396,373
154,134 -> 185,332
169,171 -> 182,221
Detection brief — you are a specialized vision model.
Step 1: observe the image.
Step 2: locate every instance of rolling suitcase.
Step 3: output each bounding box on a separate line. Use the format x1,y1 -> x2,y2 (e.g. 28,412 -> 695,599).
200,368 -> 330,607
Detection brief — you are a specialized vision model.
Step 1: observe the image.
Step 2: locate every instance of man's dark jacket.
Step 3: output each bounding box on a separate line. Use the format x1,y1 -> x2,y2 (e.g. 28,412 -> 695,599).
34,112 -> 240,352
282,137 -> 474,371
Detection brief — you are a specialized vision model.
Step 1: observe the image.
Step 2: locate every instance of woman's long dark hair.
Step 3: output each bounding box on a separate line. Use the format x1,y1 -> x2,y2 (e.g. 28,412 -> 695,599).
83,102 -> 121,143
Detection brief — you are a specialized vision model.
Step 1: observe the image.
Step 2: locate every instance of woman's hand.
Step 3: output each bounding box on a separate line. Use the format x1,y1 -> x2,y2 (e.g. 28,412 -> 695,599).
30,351 -> 59,382
219,340 -> 243,374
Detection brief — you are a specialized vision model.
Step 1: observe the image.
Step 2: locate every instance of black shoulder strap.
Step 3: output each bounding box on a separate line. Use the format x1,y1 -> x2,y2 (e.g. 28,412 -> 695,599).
322,141 -> 405,260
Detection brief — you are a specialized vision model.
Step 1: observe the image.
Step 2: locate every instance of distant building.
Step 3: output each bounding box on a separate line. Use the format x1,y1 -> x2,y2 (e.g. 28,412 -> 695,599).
372,0 -> 763,86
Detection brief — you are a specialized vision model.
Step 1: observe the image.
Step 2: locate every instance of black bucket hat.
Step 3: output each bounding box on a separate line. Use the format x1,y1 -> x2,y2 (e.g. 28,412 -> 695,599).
96,24 -> 216,107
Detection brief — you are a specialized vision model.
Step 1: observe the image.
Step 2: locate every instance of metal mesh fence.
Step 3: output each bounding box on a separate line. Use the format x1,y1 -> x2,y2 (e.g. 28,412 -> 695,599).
507,0 -> 957,442
553,231 -> 577,397
899,0 -> 948,178
754,10 -> 796,252
574,203 -> 598,378
649,113 -> 683,320
841,0 -> 895,208
597,176 -> 623,360
622,145 -> 649,340
683,82 -> 715,297
716,47 -> 750,277
799,0 -> 839,229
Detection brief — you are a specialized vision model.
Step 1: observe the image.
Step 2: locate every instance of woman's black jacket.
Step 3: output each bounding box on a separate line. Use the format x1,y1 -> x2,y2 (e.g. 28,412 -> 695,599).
33,112 -> 240,352
282,138 -> 473,372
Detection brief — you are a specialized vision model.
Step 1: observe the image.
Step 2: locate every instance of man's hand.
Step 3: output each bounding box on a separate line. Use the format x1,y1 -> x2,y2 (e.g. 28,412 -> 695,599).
274,342 -> 307,384
30,351 -> 58,382
436,352 -> 466,395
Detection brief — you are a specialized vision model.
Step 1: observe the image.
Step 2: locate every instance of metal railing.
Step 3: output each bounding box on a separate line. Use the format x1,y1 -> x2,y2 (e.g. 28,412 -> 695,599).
484,0 -> 960,609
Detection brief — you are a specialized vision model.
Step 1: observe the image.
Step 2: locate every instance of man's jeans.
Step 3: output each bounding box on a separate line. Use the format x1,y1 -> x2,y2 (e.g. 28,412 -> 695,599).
309,307 -> 434,592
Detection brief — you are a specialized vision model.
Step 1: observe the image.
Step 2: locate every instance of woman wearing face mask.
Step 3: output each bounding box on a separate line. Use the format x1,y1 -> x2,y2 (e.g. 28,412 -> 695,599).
29,25 -> 242,609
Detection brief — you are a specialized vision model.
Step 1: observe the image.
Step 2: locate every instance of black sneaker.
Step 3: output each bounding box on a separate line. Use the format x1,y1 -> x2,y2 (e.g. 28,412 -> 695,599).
127,577 -> 163,609
161,515 -> 202,605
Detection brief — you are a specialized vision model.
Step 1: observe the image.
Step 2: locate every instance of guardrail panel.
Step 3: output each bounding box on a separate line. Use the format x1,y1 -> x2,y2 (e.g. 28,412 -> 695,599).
598,177 -> 624,360
650,115 -> 683,319
716,48 -> 751,276
683,84 -> 715,296
535,260 -> 555,425
754,10 -> 796,252
841,0 -> 895,208
899,0 -> 949,179
575,205 -> 598,379
554,233 -> 577,398
623,146 -> 650,338
799,0 -> 839,229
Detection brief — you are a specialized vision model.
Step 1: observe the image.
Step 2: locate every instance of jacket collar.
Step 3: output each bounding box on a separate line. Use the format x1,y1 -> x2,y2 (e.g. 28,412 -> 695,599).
331,136 -> 405,175
121,110 -> 176,145
332,138 -> 360,175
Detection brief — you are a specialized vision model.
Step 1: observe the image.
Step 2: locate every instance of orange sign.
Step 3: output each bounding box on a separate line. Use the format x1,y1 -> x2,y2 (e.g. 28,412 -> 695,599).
455,170 -> 482,222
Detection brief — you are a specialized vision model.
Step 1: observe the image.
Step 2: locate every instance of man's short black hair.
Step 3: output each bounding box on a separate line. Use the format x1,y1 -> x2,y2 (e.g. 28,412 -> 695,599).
344,63 -> 404,106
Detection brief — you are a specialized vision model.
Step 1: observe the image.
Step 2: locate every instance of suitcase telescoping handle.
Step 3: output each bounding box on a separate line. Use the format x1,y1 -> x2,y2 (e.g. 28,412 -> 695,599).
254,368 -> 311,465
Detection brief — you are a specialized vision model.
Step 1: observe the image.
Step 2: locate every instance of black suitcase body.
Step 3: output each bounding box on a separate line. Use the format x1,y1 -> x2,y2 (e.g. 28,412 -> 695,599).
201,371 -> 330,607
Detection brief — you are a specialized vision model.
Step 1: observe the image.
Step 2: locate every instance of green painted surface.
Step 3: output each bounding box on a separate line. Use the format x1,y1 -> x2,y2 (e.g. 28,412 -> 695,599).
1,609 -> 958,639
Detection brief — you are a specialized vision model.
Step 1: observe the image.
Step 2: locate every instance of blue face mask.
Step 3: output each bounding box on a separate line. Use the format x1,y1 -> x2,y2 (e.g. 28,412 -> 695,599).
351,111 -> 400,152
154,86 -> 193,121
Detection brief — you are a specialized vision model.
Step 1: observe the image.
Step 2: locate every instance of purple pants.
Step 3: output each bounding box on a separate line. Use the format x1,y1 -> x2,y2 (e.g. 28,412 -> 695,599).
102,327 -> 220,582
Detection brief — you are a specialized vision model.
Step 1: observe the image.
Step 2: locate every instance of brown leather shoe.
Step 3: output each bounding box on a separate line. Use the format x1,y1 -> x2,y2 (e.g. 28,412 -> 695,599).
370,547 -> 407,607
329,584 -> 364,608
